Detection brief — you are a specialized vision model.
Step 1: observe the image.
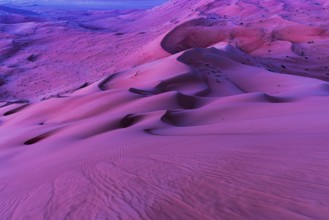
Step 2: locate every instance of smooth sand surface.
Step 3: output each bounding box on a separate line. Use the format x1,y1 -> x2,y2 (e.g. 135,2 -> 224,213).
1,0 -> 329,219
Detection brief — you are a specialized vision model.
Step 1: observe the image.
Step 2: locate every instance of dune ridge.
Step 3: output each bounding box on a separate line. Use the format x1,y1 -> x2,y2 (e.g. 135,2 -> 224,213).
1,0 -> 329,219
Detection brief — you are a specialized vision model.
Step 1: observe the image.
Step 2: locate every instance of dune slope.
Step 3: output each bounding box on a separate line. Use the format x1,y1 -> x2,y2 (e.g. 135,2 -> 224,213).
1,0 -> 329,219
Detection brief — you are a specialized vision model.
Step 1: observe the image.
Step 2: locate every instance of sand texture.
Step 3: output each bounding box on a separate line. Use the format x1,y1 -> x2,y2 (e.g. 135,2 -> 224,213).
1,0 -> 329,219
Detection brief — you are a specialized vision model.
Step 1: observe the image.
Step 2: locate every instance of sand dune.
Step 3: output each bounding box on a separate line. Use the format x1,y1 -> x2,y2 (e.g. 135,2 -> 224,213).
1,0 -> 329,219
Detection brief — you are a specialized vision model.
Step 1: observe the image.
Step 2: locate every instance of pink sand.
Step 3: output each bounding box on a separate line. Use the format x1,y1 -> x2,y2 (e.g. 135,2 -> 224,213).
1,0 -> 329,219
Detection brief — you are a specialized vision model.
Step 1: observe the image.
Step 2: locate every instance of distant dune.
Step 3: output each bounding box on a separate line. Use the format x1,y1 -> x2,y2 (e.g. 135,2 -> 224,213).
1,0 -> 329,219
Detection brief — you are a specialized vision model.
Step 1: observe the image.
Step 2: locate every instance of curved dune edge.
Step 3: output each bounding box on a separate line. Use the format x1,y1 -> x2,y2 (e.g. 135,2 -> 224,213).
1,0 -> 329,219
1,43 -> 329,219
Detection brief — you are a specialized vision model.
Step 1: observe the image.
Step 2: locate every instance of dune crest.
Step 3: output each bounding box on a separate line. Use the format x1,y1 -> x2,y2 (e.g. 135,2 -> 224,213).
1,0 -> 329,219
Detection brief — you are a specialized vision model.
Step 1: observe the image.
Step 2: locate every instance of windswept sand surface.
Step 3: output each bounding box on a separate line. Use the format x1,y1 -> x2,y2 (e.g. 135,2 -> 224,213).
1,0 -> 329,219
